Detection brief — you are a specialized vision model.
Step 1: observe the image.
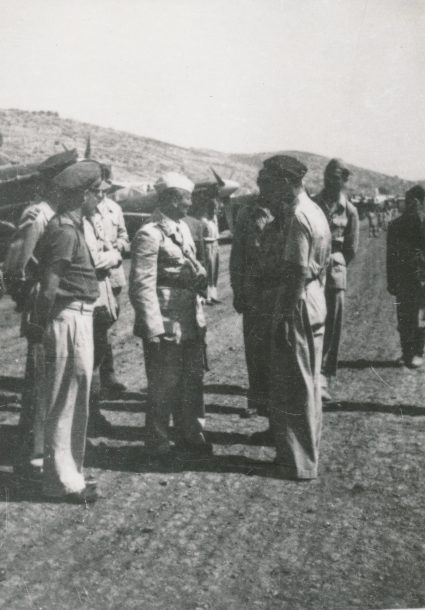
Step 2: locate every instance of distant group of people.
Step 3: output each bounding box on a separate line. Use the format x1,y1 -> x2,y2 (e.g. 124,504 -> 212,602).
3,146 -> 425,502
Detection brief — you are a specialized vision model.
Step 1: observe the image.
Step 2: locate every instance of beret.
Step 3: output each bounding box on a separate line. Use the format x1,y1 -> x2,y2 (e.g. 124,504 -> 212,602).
38,149 -> 79,178
52,160 -> 102,191
263,155 -> 307,180
155,172 -> 194,194
324,158 -> 351,178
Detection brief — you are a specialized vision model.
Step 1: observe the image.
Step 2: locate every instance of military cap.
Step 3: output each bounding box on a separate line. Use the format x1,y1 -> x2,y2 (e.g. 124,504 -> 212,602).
262,155 -> 307,180
324,158 -> 351,179
155,172 -> 194,194
38,149 -> 79,179
52,160 -> 102,191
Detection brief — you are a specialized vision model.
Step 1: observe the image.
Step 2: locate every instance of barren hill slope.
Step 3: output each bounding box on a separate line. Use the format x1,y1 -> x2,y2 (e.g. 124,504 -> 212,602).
0,108 -> 416,195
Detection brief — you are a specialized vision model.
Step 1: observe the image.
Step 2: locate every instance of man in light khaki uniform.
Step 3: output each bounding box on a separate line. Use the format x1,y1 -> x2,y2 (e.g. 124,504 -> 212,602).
94,173 -> 130,394
37,161 -> 102,503
269,156 -> 331,480
129,172 -> 211,456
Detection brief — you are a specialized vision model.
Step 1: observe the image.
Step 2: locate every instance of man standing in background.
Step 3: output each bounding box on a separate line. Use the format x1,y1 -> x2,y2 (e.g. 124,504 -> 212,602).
314,159 -> 359,401
387,186 -> 425,368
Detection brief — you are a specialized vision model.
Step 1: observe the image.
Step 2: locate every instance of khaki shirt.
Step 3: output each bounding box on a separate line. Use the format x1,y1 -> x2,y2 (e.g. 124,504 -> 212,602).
129,209 -> 206,342
96,197 -> 129,289
314,191 -> 359,291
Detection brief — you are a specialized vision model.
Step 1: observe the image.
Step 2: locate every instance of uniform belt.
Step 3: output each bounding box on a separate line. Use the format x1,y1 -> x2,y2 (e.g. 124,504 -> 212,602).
58,299 -> 95,313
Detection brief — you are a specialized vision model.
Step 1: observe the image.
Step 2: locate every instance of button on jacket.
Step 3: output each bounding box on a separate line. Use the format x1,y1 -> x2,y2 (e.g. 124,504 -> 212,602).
314,191 -> 359,290
129,209 -> 206,342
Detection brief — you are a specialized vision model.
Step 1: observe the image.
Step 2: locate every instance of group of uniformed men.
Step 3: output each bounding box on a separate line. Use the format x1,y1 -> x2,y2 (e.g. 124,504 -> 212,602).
10,146 -> 425,503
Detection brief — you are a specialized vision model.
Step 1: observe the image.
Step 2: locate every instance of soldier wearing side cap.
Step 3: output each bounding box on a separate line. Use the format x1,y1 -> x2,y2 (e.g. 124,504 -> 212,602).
36,161 -> 102,503
268,155 -> 331,480
314,159 -> 359,401
3,149 -> 78,477
129,172 -> 211,456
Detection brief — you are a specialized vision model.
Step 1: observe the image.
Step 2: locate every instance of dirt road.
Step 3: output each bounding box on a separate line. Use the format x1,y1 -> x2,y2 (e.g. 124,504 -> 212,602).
1,224 -> 425,609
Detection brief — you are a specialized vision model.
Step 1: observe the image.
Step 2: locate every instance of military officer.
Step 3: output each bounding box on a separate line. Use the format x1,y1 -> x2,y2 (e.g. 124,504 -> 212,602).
314,159 -> 359,400
229,165 -> 274,417
268,155 -> 331,480
37,161 -> 102,503
4,149 -> 78,476
129,172 -> 211,456
93,168 -> 130,395
387,185 -> 425,368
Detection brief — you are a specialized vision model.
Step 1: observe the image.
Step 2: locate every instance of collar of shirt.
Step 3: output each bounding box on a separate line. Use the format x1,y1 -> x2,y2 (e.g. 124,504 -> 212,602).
60,209 -> 84,229
319,190 -> 347,213
152,208 -> 183,241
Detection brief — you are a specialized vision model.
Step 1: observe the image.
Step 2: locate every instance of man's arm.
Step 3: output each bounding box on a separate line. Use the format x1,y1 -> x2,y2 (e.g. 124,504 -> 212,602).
129,227 -> 164,341
114,205 -> 130,255
229,208 -> 247,312
343,203 -> 360,265
37,260 -> 69,329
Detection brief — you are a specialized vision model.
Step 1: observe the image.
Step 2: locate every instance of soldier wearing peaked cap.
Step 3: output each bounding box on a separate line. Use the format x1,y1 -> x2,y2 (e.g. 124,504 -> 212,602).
4,149 -> 78,477
267,155 -> 331,480
129,172 -> 211,455
36,161 -> 102,502
314,159 -> 359,400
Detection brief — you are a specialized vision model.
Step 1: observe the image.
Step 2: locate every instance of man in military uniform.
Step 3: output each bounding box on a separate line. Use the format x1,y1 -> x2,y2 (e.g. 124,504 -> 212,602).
94,168 -> 130,396
387,185 -> 425,368
268,155 -> 331,480
4,150 -> 78,476
37,161 -> 102,502
314,159 -> 359,400
129,172 -> 211,456
229,167 -> 274,417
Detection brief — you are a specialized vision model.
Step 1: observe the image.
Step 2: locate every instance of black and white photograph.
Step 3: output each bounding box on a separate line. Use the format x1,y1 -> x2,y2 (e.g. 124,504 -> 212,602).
0,0 -> 424,608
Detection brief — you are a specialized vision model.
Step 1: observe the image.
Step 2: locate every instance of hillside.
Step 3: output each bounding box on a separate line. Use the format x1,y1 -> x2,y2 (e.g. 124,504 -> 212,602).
0,109 -> 417,195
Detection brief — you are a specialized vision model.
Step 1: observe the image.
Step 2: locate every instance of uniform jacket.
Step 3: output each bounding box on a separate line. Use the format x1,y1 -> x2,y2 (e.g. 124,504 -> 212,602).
129,209 -> 206,342
387,212 -> 425,296
229,196 -> 274,311
96,197 -> 129,289
314,191 -> 359,291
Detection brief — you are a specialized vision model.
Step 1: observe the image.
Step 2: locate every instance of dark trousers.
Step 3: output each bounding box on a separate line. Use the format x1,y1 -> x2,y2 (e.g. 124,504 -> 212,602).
242,309 -> 271,414
143,339 -> 205,448
322,289 -> 344,377
397,294 -> 425,362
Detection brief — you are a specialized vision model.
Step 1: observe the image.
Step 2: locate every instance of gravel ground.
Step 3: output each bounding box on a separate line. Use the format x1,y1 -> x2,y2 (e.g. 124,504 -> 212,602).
1,223 -> 425,609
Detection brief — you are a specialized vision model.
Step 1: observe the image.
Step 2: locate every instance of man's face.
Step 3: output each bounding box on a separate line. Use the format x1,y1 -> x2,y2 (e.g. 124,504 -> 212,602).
410,198 -> 425,222
82,185 -> 100,216
170,189 -> 192,219
325,168 -> 348,193
258,169 -> 294,215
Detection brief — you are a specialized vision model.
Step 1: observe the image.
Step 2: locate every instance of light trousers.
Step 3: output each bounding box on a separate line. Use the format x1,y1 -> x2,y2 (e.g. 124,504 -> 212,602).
322,288 -> 345,377
42,304 -> 94,497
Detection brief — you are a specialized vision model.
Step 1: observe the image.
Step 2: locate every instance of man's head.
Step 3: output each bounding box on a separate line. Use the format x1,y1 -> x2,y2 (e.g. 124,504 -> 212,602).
52,160 -> 103,216
155,172 -> 194,220
324,158 -> 350,195
257,155 -> 307,216
405,185 -> 425,220
37,149 -> 79,204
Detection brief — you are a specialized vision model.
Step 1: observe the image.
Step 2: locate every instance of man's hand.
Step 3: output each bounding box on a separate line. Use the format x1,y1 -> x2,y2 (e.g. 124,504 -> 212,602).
274,317 -> 294,350
147,335 -> 162,344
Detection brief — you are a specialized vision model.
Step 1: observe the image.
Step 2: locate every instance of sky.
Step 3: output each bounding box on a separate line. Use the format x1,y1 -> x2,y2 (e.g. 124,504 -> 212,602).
0,0 -> 424,179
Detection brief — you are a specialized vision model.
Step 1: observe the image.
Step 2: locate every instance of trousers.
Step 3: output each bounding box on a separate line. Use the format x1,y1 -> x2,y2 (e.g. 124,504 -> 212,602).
242,309 -> 271,414
270,297 -> 324,479
42,303 -> 94,497
143,339 -> 205,448
322,288 -> 344,377
396,293 -> 425,361
205,241 -> 219,301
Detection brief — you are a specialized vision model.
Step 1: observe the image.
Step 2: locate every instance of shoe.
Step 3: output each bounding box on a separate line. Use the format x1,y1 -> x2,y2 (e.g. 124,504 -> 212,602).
174,441 -> 213,456
87,412 -> 113,436
272,459 -> 316,481
409,355 -> 423,369
100,380 -> 127,398
211,298 -> 222,304
44,483 -> 99,504
249,428 -> 273,445
321,387 -> 332,402
240,407 -> 257,419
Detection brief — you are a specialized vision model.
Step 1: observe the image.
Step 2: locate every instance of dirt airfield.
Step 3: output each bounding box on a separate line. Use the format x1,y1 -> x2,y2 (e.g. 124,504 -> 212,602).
1,223 -> 425,610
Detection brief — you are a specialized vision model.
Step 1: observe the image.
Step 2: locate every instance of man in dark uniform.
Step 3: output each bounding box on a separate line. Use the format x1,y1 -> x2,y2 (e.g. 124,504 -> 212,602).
387,185 -> 425,368
229,162 -> 275,417
314,159 -> 359,400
